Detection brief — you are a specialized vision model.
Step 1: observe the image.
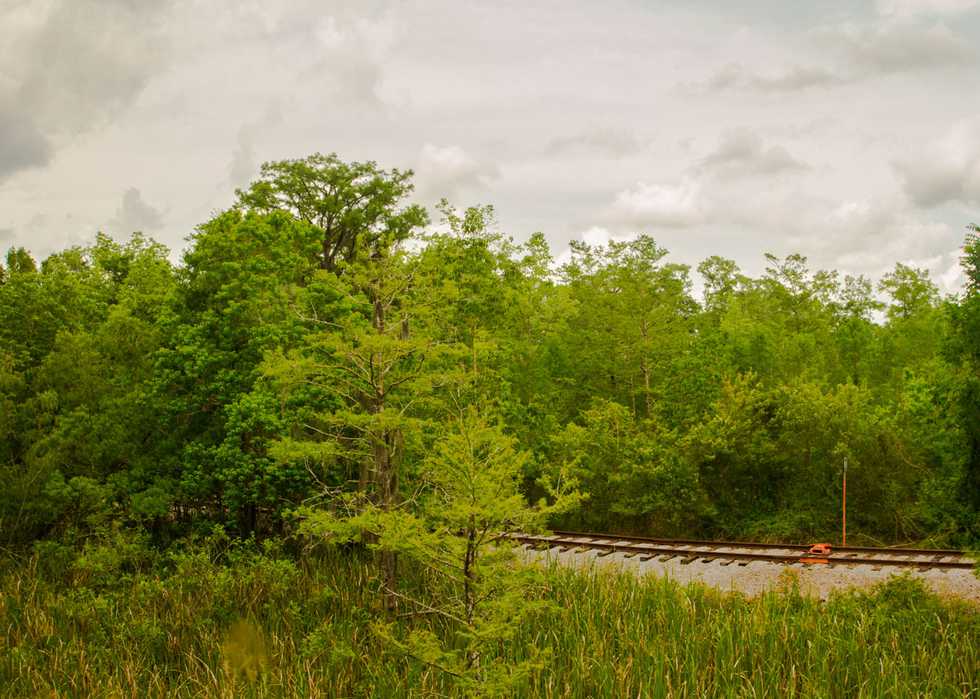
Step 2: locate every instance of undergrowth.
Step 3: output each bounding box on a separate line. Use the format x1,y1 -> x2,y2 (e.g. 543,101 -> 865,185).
1,533 -> 977,698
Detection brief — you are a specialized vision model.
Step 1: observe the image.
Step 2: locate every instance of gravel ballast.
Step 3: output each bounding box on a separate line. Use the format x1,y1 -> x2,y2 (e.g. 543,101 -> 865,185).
524,540 -> 980,603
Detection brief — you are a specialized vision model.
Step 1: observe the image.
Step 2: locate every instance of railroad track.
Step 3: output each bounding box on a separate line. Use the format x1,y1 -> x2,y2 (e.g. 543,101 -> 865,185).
512,530 -> 976,571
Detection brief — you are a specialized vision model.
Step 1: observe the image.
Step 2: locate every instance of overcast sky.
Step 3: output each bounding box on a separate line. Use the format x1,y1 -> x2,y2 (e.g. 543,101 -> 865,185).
1,0 -> 979,291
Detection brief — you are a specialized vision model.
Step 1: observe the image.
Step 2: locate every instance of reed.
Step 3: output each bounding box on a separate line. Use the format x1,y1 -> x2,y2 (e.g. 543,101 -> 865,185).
1,541 -> 977,697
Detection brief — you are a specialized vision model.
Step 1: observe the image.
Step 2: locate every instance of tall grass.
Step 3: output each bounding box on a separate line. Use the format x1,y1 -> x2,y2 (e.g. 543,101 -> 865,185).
520,570 -> 979,697
1,538 -> 977,697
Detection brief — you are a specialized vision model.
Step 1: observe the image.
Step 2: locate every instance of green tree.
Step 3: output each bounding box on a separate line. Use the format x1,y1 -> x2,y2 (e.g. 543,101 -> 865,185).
559,236 -> 697,421
267,233 -> 454,606
962,224 -> 979,294
833,274 -> 883,386
6,247 -> 37,275
879,263 -> 940,322
875,262 -> 944,394
683,374 -> 783,536
235,152 -> 427,272
154,210 -> 322,534
0,234 -> 176,546
301,406 -> 579,693
552,399 -> 707,535
772,381 -> 912,541
698,255 -> 744,316
944,226 -> 980,534
0,246 -> 107,368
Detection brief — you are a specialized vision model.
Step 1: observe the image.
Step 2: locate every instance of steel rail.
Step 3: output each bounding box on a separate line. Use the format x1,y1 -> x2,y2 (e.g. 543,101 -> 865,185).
512,534 -> 976,570
549,529 -> 965,557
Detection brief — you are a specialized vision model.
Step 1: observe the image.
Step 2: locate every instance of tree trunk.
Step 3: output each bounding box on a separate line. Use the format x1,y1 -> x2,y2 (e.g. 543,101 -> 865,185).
320,218 -> 336,270
642,359 -> 652,419
640,319 -> 652,419
358,457 -> 371,492
376,432 -> 398,611
471,322 -> 478,375
372,293 -> 399,611
463,516 -> 480,671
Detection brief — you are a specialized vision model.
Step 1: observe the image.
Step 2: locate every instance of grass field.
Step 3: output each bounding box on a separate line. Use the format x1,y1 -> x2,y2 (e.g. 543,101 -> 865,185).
2,538 -> 978,697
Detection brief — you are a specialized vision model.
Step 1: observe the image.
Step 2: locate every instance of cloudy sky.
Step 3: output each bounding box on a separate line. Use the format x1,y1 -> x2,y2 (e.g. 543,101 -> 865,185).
2,0 -> 979,291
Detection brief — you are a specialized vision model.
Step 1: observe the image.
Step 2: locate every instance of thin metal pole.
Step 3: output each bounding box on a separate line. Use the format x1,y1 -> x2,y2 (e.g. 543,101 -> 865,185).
842,457 -> 848,547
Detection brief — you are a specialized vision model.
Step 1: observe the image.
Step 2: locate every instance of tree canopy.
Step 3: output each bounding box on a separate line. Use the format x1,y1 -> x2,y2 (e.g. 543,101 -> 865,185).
2,154 -> 978,558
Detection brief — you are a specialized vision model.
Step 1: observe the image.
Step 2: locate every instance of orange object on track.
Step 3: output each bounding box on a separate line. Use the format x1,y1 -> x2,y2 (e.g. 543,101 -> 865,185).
801,543 -> 832,564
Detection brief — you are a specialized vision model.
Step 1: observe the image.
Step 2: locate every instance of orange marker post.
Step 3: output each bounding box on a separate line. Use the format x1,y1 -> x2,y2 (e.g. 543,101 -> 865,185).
842,457 -> 847,548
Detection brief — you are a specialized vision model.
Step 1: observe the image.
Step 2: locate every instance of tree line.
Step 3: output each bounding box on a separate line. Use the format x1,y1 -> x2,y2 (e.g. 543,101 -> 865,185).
2,152 -> 978,559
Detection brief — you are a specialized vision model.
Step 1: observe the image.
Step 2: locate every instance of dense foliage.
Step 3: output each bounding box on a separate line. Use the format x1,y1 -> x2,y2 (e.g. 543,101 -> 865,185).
2,156 -> 977,550
1,154 -> 978,693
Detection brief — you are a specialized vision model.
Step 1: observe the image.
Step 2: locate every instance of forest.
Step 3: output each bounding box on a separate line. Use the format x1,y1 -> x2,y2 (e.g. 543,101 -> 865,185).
2,153 -> 979,696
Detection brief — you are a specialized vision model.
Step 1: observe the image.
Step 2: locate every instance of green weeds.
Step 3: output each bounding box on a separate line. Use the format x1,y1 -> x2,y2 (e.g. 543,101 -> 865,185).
1,541 -> 977,697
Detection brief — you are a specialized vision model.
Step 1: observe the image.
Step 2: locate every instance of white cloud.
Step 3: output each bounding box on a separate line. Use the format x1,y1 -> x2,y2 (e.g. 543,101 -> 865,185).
4,0 -> 171,134
581,226 -> 614,247
876,0 -> 980,17
554,226 -> 626,267
939,254 -> 966,290
607,180 -> 705,229
416,144 -> 498,200
0,1 -> 976,296
893,119 -> 980,207
0,0 -> 170,181
0,102 -> 52,181
703,63 -> 845,92
307,13 -> 393,106
228,131 -> 256,190
699,130 -> 808,177
108,188 -> 164,236
703,14 -> 975,95
785,196 -> 963,292
544,126 -> 647,158
227,104 -> 284,189
822,19 -> 974,74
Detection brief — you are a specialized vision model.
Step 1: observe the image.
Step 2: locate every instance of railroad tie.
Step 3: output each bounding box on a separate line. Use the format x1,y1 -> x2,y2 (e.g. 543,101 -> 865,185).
516,532 -> 972,573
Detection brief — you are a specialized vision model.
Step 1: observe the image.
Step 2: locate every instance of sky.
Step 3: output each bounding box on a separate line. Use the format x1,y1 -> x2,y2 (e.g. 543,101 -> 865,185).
1,0 -> 979,292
